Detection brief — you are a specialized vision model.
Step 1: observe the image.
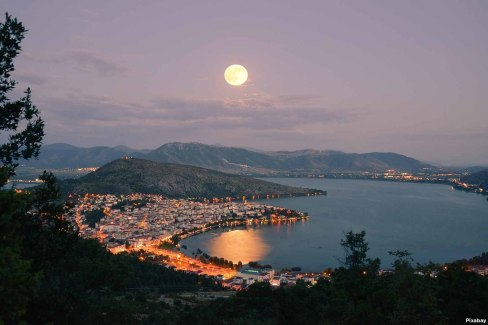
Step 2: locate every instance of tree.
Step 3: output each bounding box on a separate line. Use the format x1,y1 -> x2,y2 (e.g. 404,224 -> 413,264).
0,13 -> 44,187
0,190 -> 41,323
382,250 -> 445,323
388,249 -> 413,271
340,230 -> 379,273
0,13 -> 44,323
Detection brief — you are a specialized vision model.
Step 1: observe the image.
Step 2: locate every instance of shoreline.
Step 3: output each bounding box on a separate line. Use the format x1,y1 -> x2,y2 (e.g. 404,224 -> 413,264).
172,215 -> 310,270
260,175 -> 487,199
176,214 -> 309,241
177,180 -> 487,274
84,197 -> 311,277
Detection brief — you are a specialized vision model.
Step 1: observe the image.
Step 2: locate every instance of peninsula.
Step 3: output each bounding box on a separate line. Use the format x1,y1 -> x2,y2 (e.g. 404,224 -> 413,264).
60,157 -> 325,198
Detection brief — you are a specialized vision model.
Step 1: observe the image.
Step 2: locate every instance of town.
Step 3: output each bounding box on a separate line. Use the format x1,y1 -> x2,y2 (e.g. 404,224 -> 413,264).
65,191 -> 488,291
65,193 -> 318,286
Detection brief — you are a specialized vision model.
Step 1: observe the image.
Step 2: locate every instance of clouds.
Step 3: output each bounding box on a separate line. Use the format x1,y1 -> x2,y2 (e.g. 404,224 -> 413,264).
23,85 -> 488,165
26,49 -> 128,78
13,71 -> 48,85
151,95 -> 362,127
38,91 -> 363,149
3,0 -> 488,164
39,90 -> 487,165
62,50 -> 128,77
32,80 -> 488,165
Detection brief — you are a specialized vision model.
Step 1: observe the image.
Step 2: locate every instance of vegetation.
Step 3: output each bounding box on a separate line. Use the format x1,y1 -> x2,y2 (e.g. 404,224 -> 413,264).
2,12 -> 487,325
111,198 -> 149,211
452,251 -> 488,266
27,142 -> 432,174
158,240 -> 177,250
0,13 -> 218,324
180,233 -> 488,325
248,261 -> 273,269
199,255 -> 237,270
0,13 -> 44,186
60,157 -> 323,198
1,157 -> 221,325
83,208 -> 105,227
461,169 -> 488,189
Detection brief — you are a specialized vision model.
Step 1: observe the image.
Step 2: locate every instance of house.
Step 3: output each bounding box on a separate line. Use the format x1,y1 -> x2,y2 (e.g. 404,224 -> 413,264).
468,265 -> 488,276
237,267 -> 275,283
271,276 -> 281,286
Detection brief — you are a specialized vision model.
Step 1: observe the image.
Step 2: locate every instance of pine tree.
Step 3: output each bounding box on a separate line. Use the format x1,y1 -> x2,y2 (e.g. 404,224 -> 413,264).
0,12 -> 44,323
0,12 -> 44,186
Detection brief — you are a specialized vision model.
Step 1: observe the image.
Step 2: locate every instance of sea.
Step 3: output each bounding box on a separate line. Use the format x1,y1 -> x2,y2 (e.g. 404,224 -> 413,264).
181,178 -> 488,272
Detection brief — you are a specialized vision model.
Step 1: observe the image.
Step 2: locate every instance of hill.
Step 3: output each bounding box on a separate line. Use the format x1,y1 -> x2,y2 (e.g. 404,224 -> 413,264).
267,150 -> 430,172
145,142 -> 282,174
21,143 -> 146,168
32,142 -> 432,174
461,169 -> 488,188
146,143 -> 431,173
61,158 -> 321,198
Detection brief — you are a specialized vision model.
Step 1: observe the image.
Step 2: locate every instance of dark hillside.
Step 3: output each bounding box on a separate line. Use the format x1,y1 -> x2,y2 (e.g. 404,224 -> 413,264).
61,158 -> 322,198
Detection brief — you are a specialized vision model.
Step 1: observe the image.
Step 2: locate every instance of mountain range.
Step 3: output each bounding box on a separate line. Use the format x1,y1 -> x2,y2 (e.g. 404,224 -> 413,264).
61,158 -> 323,198
27,142 -> 432,174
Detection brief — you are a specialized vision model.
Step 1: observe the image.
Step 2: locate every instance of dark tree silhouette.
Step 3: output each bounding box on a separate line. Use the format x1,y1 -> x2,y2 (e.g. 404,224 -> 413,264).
0,13 -> 44,323
340,230 -> 380,273
0,13 -> 44,186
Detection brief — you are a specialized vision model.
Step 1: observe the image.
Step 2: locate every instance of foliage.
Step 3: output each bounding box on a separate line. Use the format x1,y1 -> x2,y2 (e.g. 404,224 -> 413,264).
0,13 -> 44,186
158,240 -> 177,250
1,12 -> 487,325
179,231 -> 488,325
59,157 -> 319,199
0,190 -> 41,323
200,255 -> 236,269
339,230 -> 380,273
437,264 -> 488,323
111,198 -> 148,211
1,172 -> 221,324
84,208 -> 105,227
0,15 -> 219,321
249,261 -> 273,269
452,251 -> 488,266
0,13 -> 43,323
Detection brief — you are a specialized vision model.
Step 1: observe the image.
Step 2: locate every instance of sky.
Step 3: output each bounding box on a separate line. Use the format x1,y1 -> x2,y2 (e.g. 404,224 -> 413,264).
3,0 -> 488,165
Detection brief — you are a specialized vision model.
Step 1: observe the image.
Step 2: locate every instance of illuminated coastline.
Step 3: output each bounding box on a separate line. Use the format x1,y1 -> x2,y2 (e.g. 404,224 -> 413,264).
65,193 -> 309,279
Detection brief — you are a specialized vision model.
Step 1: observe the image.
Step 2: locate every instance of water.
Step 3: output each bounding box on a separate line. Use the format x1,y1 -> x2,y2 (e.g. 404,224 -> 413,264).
181,178 -> 488,271
2,182 -> 38,189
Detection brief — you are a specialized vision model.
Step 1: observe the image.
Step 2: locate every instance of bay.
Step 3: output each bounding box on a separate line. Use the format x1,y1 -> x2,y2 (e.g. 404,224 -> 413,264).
181,178 -> 488,271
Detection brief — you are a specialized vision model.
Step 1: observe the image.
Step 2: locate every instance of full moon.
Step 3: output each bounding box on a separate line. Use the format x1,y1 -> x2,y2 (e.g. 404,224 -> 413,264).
224,64 -> 248,86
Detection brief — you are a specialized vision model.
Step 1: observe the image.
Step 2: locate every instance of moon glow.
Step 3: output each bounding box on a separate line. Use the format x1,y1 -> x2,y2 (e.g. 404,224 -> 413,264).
224,64 -> 248,86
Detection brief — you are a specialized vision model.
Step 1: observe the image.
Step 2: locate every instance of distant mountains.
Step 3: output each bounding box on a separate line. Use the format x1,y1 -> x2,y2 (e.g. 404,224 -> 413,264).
61,158 -> 322,198
461,169 -> 488,188
22,143 -> 147,168
28,142 -> 432,174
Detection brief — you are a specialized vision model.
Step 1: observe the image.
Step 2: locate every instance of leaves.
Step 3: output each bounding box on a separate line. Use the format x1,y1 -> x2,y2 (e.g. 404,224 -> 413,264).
0,13 -> 44,186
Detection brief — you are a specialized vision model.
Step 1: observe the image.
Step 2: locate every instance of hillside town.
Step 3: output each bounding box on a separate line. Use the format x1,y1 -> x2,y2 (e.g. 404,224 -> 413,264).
64,192 -> 488,290
65,193 -> 314,284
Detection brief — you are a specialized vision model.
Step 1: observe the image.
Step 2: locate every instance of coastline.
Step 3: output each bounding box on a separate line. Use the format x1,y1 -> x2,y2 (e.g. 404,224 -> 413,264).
68,194 -> 310,277
172,214 -> 310,271
259,175 -> 487,198
70,178 -> 486,278
180,178 -> 488,273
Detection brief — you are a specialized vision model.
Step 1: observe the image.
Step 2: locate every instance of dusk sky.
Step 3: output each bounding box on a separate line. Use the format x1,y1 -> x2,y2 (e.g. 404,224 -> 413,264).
4,1 -> 488,165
